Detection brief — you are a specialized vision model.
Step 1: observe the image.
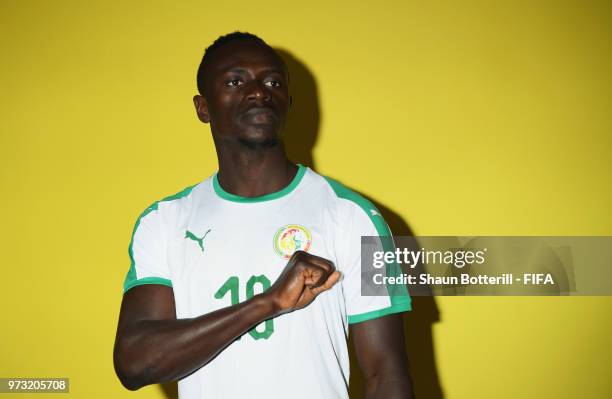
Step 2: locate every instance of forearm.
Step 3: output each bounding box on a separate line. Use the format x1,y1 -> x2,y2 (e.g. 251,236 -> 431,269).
365,373 -> 414,399
114,293 -> 274,390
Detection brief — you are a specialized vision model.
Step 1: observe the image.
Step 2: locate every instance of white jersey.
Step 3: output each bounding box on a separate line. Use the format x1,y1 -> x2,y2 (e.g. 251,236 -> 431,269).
123,164 -> 411,399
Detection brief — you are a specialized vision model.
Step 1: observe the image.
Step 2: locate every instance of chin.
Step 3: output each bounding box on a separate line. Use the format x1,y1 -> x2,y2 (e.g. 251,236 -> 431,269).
238,136 -> 280,149
238,126 -> 281,149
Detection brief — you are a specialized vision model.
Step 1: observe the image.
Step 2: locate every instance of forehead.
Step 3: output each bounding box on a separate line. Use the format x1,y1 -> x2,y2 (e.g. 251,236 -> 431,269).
206,40 -> 286,77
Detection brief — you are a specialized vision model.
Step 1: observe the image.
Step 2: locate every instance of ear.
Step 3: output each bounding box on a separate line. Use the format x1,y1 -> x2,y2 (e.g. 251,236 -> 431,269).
193,95 -> 210,123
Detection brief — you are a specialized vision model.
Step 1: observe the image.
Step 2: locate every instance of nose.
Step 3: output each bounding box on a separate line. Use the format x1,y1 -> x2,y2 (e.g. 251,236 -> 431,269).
246,80 -> 271,103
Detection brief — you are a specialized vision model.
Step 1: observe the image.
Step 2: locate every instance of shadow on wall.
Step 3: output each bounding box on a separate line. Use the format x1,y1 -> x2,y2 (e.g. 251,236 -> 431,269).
157,47 -> 444,399
278,48 -> 444,399
346,202 -> 444,399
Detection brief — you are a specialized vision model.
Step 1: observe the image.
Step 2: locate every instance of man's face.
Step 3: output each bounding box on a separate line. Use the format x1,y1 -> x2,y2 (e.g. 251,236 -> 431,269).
194,40 -> 290,148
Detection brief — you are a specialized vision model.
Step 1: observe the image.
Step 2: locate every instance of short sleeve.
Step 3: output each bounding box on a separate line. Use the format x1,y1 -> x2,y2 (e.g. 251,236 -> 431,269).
123,204 -> 173,293
339,202 -> 411,325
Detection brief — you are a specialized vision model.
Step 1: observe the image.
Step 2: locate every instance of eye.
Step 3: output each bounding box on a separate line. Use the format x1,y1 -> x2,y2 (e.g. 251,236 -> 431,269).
225,79 -> 243,87
265,80 -> 281,88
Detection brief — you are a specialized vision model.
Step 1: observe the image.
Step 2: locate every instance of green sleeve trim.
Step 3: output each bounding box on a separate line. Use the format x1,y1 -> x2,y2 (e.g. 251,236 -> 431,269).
124,277 -> 173,293
348,299 -> 412,324
124,184 -> 196,291
212,164 -> 306,203
323,176 -> 411,304
322,176 -> 392,236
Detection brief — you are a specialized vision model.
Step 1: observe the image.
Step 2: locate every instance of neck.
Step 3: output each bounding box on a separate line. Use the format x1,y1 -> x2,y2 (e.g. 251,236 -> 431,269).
214,139 -> 298,198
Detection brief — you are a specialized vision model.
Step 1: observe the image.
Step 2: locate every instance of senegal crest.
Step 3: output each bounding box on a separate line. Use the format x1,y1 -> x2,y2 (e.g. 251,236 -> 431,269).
273,224 -> 312,259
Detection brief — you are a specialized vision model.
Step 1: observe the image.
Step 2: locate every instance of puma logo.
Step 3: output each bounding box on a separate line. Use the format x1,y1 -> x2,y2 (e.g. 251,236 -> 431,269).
370,209 -> 381,216
185,229 -> 211,252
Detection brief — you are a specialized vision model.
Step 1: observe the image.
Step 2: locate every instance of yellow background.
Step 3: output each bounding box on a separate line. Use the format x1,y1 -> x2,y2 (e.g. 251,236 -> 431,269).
1,0 -> 610,398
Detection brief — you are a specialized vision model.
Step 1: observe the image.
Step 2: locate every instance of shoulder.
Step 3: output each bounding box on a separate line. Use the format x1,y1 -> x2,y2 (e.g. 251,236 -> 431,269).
306,169 -> 392,237
132,178 -> 209,228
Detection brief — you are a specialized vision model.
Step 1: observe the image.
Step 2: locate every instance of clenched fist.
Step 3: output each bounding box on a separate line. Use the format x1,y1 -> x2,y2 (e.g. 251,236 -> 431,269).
264,250 -> 341,317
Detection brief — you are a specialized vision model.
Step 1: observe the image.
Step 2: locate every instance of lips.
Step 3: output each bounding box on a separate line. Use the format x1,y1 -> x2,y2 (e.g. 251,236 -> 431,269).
242,107 -> 277,124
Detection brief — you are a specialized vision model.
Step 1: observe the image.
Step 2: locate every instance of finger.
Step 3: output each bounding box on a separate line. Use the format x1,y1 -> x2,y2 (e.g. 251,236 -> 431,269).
303,267 -> 324,286
294,251 -> 335,273
307,263 -> 336,288
310,271 -> 341,296
303,265 -> 329,287
307,255 -> 335,274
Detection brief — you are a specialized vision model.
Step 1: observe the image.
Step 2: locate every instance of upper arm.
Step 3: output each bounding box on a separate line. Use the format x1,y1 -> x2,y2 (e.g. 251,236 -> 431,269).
116,200 -> 177,347
124,202 -> 173,292
113,284 -> 176,390
118,199 -> 178,331
116,284 -> 176,336
350,313 -> 409,380
337,200 -> 411,324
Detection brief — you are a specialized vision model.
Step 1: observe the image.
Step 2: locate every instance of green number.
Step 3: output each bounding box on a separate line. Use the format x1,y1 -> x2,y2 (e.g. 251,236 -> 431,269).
214,276 -> 239,303
214,275 -> 274,340
246,275 -> 274,340
214,276 -> 242,340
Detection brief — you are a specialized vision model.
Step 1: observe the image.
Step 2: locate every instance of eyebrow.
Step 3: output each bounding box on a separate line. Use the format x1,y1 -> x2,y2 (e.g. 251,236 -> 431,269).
223,67 -> 284,75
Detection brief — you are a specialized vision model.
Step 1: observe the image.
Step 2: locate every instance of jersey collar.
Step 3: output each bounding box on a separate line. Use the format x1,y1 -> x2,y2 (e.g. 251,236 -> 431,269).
212,164 -> 306,203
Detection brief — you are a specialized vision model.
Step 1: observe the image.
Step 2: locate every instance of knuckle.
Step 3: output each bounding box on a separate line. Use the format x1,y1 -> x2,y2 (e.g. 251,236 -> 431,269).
289,251 -> 334,273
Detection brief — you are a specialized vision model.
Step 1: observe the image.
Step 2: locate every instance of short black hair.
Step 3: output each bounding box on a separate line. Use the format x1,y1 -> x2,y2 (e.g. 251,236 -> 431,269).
196,31 -> 270,96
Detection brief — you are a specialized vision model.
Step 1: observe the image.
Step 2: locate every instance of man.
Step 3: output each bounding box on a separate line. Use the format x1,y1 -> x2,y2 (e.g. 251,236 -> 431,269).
113,31 -> 413,398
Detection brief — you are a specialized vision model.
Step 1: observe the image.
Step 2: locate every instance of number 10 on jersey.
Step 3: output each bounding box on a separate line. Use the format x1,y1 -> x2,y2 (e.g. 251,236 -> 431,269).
214,275 -> 274,340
